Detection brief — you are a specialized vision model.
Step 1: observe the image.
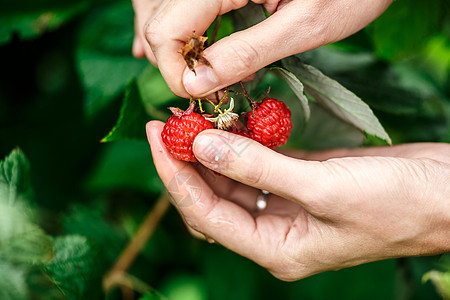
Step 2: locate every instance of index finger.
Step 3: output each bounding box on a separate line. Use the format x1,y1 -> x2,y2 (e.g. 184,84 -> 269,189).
144,0 -> 249,97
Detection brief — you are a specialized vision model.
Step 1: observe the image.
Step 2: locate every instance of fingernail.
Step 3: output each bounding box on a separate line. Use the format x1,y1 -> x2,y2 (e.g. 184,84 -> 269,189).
193,133 -> 229,164
183,65 -> 218,96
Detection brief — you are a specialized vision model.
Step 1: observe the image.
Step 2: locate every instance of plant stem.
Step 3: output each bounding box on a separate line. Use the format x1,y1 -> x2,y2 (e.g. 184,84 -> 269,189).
103,193 -> 171,294
210,16 -> 222,45
239,81 -> 256,110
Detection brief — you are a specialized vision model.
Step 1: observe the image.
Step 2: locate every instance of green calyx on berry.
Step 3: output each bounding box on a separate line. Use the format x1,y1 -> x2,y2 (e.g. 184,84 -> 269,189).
205,97 -> 239,130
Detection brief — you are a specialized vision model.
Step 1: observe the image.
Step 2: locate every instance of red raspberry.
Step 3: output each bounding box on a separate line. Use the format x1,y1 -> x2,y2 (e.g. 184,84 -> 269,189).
246,98 -> 292,149
161,105 -> 214,162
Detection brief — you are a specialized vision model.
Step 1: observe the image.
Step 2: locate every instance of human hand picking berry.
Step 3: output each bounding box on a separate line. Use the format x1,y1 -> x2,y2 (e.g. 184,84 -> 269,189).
161,87 -> 293,162
149,121 -> 450,281
131,0 -> 393,97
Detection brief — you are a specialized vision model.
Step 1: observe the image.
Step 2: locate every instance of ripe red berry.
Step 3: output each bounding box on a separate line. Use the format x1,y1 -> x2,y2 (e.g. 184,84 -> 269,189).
161,106 -> 214,162
246,98 -> 292,149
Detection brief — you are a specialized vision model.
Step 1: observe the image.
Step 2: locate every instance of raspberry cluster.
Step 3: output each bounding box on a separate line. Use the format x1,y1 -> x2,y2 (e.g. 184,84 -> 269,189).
161,93 -> 293,162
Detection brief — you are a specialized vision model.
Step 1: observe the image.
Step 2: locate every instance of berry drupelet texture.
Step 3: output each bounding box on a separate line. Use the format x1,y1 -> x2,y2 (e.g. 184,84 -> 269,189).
246,98 -> 293,149
161,112 -> 214,162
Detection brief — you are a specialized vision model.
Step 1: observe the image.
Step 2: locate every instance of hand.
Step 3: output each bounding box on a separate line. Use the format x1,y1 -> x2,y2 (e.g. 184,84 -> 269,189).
132,0 -> 393,98
147,121 -> 450,281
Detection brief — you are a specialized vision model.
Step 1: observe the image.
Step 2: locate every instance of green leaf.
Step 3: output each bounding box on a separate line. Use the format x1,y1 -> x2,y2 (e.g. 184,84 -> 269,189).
0,203 -> 53,265
86,140 -> 164,194
290,103 -> 366,150
269,67 -> 310,121
282,56 -> 391,144
161,274 -> 207,300
423,270 -> 450,299
0,261 -> 29,300
0,148 -> 31,206
0,1 -> 88,45
232,2 -> 266,32
136,66 -> 177,117
368,0 -> 442,60
139,292 -> 167,300
102,80 -> 151,142
76,0 -> 147,118
44,235 -> 97,300
62,203 -> 128,262
0,149 -> 53,265
422,255 -> 450,299
206,14 -> 234,43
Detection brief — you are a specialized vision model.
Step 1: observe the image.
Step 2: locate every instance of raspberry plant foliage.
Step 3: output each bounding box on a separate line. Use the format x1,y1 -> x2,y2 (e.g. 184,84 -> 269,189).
1,0 -> 449,299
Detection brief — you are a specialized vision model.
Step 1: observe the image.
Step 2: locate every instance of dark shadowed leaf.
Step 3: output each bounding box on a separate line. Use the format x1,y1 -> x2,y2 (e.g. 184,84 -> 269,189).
232,2 -> 266,31
76,0 -> 147,118
288,103 -> 365,150
282,56 -> 391,144
86,140 -> 164,194
0,1 -> 88,45
102,80 -> 151,142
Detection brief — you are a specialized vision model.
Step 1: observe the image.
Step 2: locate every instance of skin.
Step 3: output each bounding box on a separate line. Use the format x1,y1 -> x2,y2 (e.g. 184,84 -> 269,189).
131,0 -> 393,97
135,0 -> 450,281
147,122 -> 450,281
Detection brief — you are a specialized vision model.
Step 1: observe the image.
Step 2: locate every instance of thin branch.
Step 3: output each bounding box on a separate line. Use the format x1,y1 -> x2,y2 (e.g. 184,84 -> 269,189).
103,193 -> 171,293
210,16 -> 222,45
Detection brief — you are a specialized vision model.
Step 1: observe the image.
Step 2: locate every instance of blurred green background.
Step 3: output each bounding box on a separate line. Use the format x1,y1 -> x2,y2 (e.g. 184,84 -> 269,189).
0,0 -> 449,299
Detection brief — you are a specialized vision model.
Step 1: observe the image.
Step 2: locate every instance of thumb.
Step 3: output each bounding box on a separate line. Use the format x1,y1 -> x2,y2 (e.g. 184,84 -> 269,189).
182,7 -> 302,97
192,130 -> 327,208
183,0 -> 394,97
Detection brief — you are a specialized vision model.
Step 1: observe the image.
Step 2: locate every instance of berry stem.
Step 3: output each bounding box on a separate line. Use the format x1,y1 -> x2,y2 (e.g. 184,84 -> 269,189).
238,81 -> 257,112
216,88 -> 229,110
262,86 -> 271,101
209,15 -> 222,45
197,98 -> 205,113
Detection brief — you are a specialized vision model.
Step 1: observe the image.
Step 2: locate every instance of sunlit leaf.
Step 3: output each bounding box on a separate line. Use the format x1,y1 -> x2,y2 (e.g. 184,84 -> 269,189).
0,148 -> 31,206
0,149 -> 53,265
423,270 -> 450,299
369,0 -> 442,60
45,235 -> 98,300
282,56 -> 391,144
0,261 -> 29,300
136,65 -> 176,120
269,67 -> 310,121
161,275 -> 207,300
0,203 -> 53,265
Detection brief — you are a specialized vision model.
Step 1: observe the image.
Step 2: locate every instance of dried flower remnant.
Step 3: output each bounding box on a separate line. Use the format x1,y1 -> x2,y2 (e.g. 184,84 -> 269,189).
179,31 -> 211,75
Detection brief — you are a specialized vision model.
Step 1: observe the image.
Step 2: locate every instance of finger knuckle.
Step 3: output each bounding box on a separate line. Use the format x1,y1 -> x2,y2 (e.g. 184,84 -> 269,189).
144,18 -> 162,49
228,0 -> 249,9
243,154 -> 269,186
183,216 -> 202,233
225,39 -> 260,78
